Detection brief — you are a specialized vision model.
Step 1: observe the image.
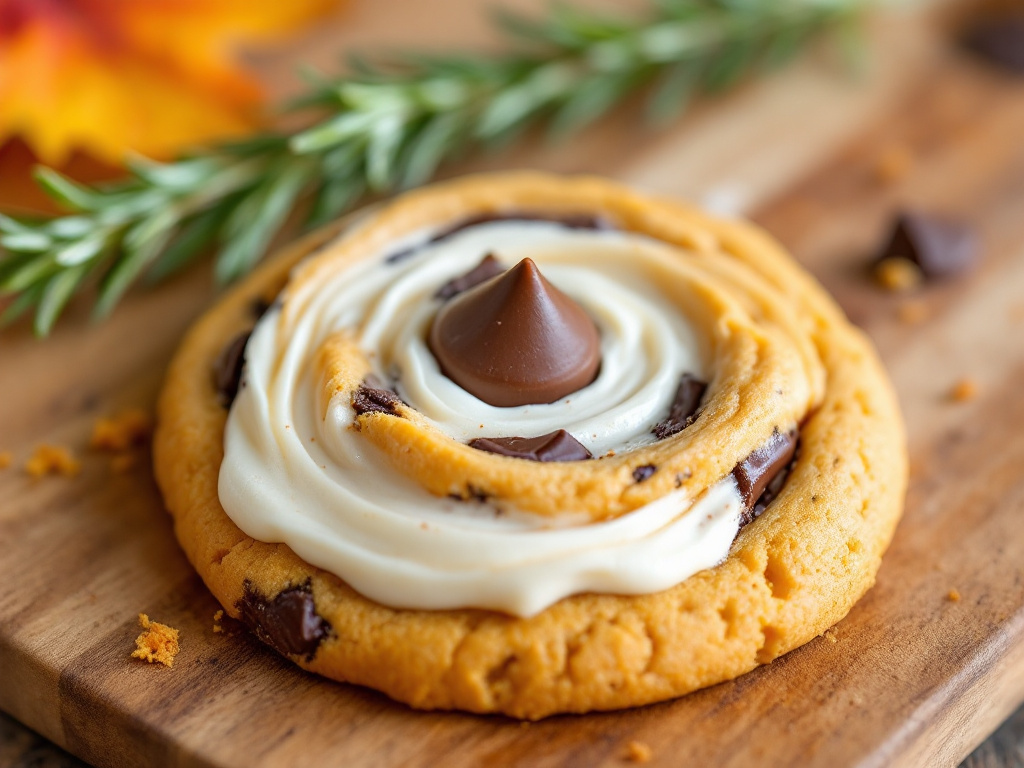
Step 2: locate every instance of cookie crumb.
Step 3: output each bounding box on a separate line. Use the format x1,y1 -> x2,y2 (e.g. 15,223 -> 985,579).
949,378 -> 978,403
213,609 -> 225,633
25,445 -> 81,478
0,451 -> 12,470
874,143 -> 914,184
823,628 -> 838,644
874,257 -> 923,293
91,409 -> 152,452
897,300 -> 929,325
131,613 -> 180,668
947,589 -> 961,602
626,740 -> 652,763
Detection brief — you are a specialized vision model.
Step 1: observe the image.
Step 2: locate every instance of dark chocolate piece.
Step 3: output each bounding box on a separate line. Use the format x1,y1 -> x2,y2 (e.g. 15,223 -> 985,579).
385,211 -> 614,263
632,464 -> 657,483
214,332 -> 251,408
732,428 -> 798,524
876,212 -> 978,279
435,254 -> 506,300
653,374 -> 708,440
237,580 -> 331,660
429,257 -> 601,407
964,16 -> 1024,74
352,375 -> 402,417
469,429 -> 592,462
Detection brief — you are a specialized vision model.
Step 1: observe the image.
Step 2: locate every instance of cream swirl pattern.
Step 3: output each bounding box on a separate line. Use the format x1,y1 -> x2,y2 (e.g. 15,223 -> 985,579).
219,221 -> 746,616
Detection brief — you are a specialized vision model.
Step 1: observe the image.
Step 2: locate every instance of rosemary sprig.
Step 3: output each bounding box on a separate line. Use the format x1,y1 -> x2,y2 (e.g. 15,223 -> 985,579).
0,0 -> 868,335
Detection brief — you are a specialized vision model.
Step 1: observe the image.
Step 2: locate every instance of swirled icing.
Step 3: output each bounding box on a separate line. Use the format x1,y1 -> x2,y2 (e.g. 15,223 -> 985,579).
219,220 -> 744,616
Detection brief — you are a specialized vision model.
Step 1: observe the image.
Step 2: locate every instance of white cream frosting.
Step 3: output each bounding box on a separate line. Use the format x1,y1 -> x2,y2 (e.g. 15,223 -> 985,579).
219,220 -> 745,617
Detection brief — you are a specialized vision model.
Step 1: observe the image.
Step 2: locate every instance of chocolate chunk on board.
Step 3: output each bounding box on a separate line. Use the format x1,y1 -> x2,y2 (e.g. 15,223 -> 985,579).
214,332 -> 251,408
237,580 -> 331,660
963,16 -> 1024,74
385,211 -> 615,263
435,253 -> 506,300
733,428 -> 798,526
469,429 -> 592,462
875,212 -> 978,280
653,374 -> 708,439
352,376 -> 403,417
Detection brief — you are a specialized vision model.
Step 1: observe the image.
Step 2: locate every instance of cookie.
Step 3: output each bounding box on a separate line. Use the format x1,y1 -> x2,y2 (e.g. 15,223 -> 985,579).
154,172 -> 906,718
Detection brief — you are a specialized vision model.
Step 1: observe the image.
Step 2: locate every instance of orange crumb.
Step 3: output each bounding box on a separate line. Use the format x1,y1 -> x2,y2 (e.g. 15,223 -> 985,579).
110,453 -> 138,474
897,300 -> 929,325
131,614 -> 180,668
214,609 -> 224,621
874,143 -> 914,184
91,409 -> 152,453
213,609 -> 225,633
874,257 -> 923,293
25,445 -> 80,478
0,451 -> 12,470
213,624 -> 223,633
947,589 -> 961,602
626,740 -> 652,763
949,378 -> 978,403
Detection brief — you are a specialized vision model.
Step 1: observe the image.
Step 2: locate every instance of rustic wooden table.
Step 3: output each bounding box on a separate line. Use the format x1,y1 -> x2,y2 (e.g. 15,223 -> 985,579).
3,0 -> 1024,766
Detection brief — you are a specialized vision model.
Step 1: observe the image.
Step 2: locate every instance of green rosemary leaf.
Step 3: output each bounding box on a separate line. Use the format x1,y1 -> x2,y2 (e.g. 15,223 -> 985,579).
0,283 -> 46,327
54,235 -> 107,267
126,156 -> 220,191
646,60 -> 700,125
34,263 -> 90,336
215,161 -> 313,283
307,176 -> 365,230
0,250 -> 39,285
146,205 -> 230,283
400,113 -> 463,189
366,113 -> 408,191
703,36 -> 757,92
0,252 -> 60,293
1,232 -> 52,253
32,168 -> 108,213
761,21 -> 811,71
548,70 -> 637,140
476,63 -> 577,140
45,216 -> 95,239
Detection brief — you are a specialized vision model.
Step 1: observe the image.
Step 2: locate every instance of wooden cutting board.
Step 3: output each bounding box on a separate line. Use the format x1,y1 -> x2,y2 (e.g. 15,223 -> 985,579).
3,1 -> 1024,766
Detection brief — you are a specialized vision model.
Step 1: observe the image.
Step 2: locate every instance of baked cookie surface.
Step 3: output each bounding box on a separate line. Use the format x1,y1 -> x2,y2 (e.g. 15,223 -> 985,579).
154,172 -> 906,718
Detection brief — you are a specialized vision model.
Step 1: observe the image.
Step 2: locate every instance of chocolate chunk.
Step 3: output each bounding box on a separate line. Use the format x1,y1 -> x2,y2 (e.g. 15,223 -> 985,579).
214,332 -> 251,408
469,429 -> 592,462
435,254 -> 506,300
385,211 -> 614,263
653,374 -> 708,440
876,212 -> 978,280
237,580 -> 331,660
732,429 -> 798,524
632,464 -> 657,483
352,375 -> 402,417
429,258 -> 601,407
964,16 -> 1024,74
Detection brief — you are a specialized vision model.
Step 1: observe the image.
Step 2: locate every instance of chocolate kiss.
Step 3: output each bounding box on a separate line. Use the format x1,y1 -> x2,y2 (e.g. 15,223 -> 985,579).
429,257 -> 601,407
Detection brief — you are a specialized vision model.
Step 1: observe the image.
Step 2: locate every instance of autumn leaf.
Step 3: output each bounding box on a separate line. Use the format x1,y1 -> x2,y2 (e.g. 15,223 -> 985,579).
0,0 -> 342,166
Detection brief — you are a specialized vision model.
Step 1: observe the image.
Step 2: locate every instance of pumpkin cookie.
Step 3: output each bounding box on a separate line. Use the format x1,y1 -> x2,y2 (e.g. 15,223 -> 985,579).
154,172 -> 906,718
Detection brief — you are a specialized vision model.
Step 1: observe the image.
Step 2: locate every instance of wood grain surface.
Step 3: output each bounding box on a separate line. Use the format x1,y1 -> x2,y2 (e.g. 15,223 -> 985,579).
2,1 -> 1024,766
